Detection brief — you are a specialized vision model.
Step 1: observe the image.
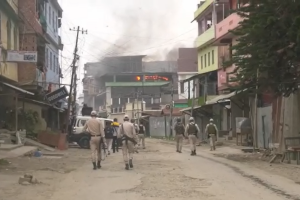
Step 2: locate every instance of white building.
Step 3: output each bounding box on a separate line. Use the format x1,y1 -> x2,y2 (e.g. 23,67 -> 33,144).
44,0 -> 63,91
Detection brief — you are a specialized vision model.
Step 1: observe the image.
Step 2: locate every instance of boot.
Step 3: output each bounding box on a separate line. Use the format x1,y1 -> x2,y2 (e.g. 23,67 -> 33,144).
97,161 -> 101,169
129,159 -> 133,168
191,151 -> 194,156
125,164 -> 129,170
92,162 -> 97,170
194,150 -> 197,155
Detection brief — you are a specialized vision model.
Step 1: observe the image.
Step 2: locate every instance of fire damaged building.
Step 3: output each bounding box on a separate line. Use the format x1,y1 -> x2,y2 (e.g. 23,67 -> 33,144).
82,55 -> 178,114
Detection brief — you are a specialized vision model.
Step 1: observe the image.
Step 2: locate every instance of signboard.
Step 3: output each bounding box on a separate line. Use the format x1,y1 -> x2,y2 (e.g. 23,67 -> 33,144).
6,51 -> 37,63
46,86 -> 68,104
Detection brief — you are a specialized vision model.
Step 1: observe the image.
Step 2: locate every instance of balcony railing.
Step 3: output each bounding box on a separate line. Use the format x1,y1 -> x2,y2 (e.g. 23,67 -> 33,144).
194,0 -> 213,20
195,26 -> 215,48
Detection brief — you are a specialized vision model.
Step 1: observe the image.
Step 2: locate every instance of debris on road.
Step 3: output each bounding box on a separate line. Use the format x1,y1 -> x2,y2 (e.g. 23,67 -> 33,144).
18,174 -> 41,185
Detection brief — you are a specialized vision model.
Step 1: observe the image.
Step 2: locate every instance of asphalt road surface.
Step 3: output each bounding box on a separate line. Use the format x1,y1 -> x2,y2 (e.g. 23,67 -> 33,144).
1,139 -> 300,200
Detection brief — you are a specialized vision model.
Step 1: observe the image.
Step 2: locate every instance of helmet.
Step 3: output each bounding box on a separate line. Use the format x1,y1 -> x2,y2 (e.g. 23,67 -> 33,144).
91,111 -> 97,116
130,119 -> 135,123
176,118 -> 181,122
124,115 -> 129,121
189,117 -> 194,121
209,118 -> 214,122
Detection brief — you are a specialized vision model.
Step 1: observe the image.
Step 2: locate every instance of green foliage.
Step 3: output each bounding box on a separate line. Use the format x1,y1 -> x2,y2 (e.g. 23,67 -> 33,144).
7,109 -> 39,134
224,0 -> 300,97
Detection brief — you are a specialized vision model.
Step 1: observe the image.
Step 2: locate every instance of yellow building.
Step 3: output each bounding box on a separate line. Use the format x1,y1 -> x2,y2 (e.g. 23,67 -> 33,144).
0,0 -> 19,82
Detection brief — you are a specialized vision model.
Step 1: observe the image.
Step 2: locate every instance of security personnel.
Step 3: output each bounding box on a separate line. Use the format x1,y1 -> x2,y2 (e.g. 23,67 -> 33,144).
138,121 -> 146,149
82,111 -> 105,170
174,118 -> 185,153
117,115 -> 138,170
205,118 -> 218,151
185,117 -> 200,156
130,118 -> 139,153
111,118 -> 120,153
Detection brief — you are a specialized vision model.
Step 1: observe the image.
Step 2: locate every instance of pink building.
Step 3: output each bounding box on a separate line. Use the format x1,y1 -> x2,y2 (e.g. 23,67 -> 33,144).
212,0 -> 246,92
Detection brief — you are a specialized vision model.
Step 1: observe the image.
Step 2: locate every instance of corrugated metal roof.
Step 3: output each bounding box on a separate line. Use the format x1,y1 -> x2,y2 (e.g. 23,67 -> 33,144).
105,82 -> 170,87
1,82 -> 34,95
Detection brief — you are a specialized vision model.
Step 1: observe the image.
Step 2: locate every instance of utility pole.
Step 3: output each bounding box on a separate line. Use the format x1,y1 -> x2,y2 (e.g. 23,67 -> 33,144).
72,73 -> 78,116
65,26 -> 87,134
190,80 -> 196,116
169,80 -> 174,139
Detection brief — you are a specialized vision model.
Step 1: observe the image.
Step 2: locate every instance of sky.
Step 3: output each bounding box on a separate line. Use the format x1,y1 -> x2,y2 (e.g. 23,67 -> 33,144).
58,0 -> 199,96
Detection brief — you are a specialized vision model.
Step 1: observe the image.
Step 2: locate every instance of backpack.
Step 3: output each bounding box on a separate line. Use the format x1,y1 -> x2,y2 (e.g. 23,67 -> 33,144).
187,123 -> 198,135
138,125 -> 145,134
104,127 -> 114,138
175,123 -> 185,134
207,124 -> 216,135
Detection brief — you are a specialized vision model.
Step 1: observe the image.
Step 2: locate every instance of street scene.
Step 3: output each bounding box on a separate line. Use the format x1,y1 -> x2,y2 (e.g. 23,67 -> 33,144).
1,0 -> 300,199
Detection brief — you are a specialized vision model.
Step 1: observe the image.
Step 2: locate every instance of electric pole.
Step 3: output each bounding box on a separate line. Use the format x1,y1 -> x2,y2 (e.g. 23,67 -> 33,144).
65,26 -> 87,134
190,81 -> 196,116
169,80 -> 174,139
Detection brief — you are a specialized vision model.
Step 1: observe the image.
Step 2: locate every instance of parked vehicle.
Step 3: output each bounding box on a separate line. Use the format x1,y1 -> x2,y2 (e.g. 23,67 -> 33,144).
68,116 -> 113,149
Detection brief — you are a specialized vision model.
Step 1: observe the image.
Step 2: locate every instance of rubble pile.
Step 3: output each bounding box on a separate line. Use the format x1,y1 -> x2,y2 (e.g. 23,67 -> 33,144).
18,174 -> 41,185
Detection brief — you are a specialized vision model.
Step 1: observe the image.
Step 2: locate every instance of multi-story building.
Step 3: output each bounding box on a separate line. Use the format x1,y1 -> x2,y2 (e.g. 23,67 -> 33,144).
177,48 -> 198,100
83,55 -> 178,114
212,0 -> 245,92
188,0 -> 232,104
0,0 -> 20,82
44,0 -> 63,91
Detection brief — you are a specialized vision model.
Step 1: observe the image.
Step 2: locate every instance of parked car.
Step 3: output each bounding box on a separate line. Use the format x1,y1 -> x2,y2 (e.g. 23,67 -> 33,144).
68,116 -> 113,149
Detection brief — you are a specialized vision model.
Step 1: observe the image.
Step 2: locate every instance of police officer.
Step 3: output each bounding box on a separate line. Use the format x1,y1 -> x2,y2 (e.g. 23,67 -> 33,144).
130,118 -> 139,153
138,121 -> 146,149
118,115 -> 138,170
185,117 -> 200,156
82,111 -> 105,170
205,118 -> 218,151
174,118 -> 185,153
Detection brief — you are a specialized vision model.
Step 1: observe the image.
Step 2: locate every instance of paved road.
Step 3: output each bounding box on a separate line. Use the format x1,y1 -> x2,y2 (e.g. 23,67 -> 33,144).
45,139 -> 299,200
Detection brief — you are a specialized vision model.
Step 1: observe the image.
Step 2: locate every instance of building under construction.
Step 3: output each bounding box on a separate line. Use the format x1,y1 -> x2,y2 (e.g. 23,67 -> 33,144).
82,55 -> 178,117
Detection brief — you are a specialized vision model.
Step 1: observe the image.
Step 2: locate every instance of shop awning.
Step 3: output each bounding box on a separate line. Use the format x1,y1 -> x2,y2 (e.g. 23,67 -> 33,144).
205,89 -> 248,105
180,105 -> 201,113
1,82 -> 34,95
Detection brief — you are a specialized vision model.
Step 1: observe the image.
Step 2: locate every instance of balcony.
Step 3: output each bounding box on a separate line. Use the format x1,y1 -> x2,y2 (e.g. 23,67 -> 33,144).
214,13 -> 242,45
195,26 -> 215,49
194,0 -> 214,20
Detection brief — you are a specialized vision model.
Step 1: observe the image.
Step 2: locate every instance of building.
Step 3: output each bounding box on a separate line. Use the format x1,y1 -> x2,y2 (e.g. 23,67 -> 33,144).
177,48 -> 198,100
0,0 -> 20,82
44,0 -> 63,91
83,55 -> 178,115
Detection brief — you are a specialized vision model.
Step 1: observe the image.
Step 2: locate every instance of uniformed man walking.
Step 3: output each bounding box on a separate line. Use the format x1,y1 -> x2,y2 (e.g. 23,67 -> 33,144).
174,118 -> 185,153
82,111 -> 105,170
138,121 -> 146,149
185,117 -> 200,156
104,121 -> 114,155
118,115 -> 138,170
205,118 -> 218,151
130,118 -> 139,153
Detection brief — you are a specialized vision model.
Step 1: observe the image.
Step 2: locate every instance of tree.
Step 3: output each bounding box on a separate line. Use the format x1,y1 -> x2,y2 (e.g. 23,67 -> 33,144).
225,0 -> 300,97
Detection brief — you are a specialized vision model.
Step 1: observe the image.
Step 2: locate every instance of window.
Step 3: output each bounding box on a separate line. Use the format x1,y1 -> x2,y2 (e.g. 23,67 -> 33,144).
52,11 -> 54,30
180,82 -> 184,93
6,20 -> 11,50
46,48 -> 48,68
45,5 -> 47,21
201,56 -> 203,69
208,52 -> 210,66
204,54 -> 207,68
212,50 -> 214,64
53,54 -> 55,72
49,7 -> 51,24
13,26 -> 18,50
50,52 -> 52,70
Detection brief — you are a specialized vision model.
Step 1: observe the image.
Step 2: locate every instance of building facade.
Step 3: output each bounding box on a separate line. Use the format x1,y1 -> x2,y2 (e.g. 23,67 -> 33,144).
0,0 -> 20,82
44,0 -> 63,91
177,48 -> 198,100
83,56 -> 178,113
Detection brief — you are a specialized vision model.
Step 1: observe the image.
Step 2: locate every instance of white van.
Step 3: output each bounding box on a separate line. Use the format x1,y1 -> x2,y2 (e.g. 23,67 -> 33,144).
69,116 -> 113,149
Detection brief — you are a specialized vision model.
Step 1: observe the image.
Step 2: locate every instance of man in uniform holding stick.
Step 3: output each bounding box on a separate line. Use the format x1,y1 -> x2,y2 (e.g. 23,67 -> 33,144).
118,115 -> 138,170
